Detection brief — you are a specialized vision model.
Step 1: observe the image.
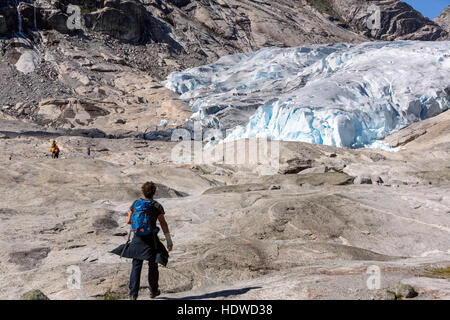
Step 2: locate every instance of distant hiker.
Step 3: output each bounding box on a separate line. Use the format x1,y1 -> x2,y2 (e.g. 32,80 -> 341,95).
111,182 -> 173,300
50,141 -> 59,159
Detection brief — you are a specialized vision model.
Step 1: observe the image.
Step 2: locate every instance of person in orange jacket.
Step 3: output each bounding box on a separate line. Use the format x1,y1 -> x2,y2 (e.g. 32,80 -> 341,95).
50,141 -> 60,159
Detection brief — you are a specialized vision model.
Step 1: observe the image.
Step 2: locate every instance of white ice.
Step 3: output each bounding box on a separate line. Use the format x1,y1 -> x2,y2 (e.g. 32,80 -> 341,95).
164,41 -> 450,148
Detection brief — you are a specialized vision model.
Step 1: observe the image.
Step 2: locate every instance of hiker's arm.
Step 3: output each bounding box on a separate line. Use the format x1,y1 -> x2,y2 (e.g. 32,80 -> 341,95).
158,214 -> 173,251
126,209 -> 132,224
126,201 -> 136,224
158,214 -> 170,233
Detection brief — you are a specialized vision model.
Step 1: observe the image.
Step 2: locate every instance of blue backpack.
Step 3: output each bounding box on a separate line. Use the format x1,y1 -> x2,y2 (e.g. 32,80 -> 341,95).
130,199 -> 159,236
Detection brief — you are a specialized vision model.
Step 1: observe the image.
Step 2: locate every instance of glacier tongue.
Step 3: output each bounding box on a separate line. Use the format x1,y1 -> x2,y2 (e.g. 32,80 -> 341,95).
164,41 -> 450,148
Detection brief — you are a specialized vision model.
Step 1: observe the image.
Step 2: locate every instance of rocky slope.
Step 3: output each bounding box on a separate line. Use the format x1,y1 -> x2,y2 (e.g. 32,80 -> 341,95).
330,0 -> 447,41
1,1 -> 448,72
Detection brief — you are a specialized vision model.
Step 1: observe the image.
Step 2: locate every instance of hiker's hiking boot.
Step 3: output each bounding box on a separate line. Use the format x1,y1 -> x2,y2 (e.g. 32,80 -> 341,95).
150,290 -> 161,299
130,296 -> 137,300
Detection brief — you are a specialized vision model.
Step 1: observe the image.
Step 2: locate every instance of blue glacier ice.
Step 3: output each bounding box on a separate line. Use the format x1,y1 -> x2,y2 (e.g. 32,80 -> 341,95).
164,41 -> 450,148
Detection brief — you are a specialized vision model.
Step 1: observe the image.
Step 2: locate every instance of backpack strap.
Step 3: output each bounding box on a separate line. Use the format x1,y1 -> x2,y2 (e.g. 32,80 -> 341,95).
128,200 -> 141,229
143,199 -> 155,214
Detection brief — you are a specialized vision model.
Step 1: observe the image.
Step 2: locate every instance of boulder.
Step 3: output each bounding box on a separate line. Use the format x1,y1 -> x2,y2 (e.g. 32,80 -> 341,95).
84,0 -> 148,43
401,277 -> 450,300
0,6 -> 18,34
17,2 -> 44,31
20,289 -> 50,300
279,158 -> 313,174
46,10 -> 70,34
394,283 -> 418,299
354,176 -> 372,185
15,50 -> 40,74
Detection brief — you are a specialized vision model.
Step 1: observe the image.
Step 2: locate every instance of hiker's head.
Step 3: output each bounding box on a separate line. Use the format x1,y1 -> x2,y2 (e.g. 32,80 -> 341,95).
142,181 -> 156,199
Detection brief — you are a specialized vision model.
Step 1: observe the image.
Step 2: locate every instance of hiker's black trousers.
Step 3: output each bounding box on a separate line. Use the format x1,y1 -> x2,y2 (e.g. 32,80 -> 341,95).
129,258 -> 159,298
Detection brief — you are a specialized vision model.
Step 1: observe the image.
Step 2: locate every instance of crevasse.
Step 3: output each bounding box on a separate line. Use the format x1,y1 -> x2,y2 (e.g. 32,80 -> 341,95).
164,41 -> 450,148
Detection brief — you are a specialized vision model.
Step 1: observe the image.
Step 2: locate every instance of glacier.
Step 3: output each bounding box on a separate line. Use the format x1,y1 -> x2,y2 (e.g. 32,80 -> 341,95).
164,41 -> 450,148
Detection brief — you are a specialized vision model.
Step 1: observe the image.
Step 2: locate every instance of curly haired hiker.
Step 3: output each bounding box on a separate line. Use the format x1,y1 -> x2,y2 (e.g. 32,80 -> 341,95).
111,182 -> 173,300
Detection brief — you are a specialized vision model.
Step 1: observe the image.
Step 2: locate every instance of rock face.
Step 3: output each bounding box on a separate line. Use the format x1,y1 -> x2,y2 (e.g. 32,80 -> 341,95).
0,1 -> 447,94
0,2 -> 18,35
383,109 -> 450,152
394,283 -> 418,298
45,10 -> 71,34
435,6 -> 450,33
329,0 -> 448,40
0,14 -> 7,35
1,1 -> 448,53
84,0 -> 149,43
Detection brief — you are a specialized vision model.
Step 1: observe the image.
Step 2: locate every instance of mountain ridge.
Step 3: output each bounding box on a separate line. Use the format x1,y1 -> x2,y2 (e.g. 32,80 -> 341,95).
1,1 -> 448,71
435,5 -> 450,33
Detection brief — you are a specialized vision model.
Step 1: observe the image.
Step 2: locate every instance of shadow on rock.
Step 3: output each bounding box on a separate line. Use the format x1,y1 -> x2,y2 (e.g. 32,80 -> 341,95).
161,286 -> 262,300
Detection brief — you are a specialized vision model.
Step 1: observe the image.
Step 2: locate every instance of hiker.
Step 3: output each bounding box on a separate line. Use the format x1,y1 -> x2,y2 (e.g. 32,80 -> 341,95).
50,141 -> 59,159
111,182 -> 173,300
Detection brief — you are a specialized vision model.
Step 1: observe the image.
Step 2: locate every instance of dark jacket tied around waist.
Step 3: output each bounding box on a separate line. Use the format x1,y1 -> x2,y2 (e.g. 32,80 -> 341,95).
110,200 -> 169,266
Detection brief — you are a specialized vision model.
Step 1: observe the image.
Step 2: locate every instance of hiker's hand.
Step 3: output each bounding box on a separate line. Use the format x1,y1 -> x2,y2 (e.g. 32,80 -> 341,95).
164,232 -> 173,252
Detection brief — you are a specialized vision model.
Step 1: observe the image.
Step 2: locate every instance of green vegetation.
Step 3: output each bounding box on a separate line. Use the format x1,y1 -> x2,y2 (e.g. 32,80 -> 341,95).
60,0 -> 102,14
103,289 -> 125,300
20,289 -> 49,300
418,267 -> 450,279
77,1 -> 101,14
306,0 -> 336,16
306,0 -> 344,23
165,13 -> 175,26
